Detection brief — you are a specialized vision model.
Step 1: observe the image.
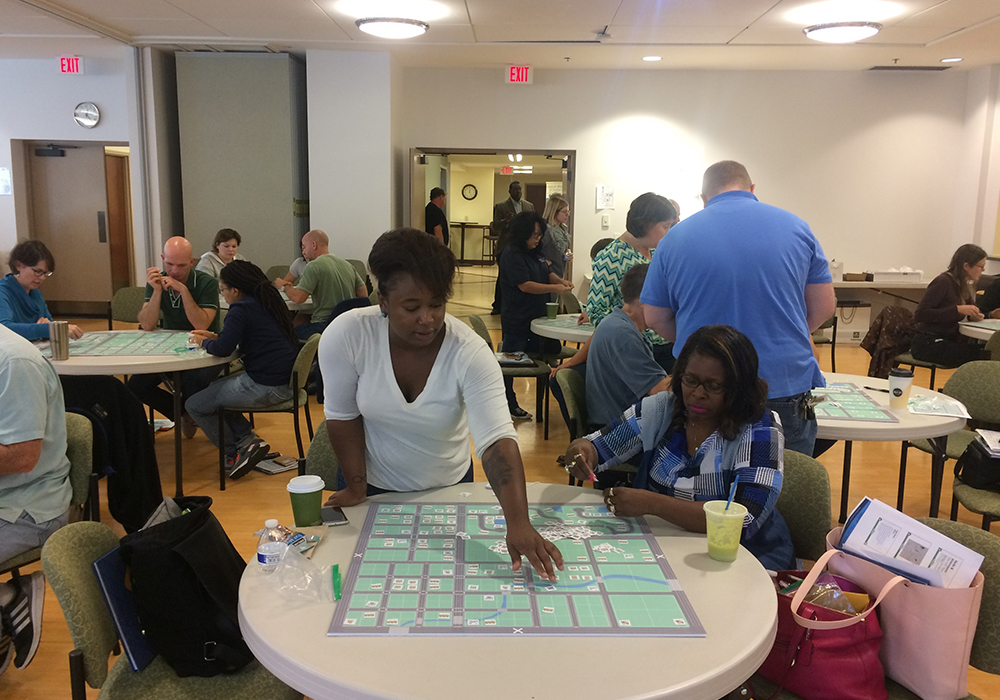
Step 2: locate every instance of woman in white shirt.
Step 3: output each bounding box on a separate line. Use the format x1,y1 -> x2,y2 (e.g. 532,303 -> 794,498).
319,228 -> 563,581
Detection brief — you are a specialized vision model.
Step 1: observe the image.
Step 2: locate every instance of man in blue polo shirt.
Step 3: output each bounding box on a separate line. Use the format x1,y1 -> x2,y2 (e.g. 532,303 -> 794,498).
641,160 -> 836,455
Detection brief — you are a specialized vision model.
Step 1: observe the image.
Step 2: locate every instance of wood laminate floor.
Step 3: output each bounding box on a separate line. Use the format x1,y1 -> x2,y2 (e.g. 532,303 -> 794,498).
4,267 -> 998,699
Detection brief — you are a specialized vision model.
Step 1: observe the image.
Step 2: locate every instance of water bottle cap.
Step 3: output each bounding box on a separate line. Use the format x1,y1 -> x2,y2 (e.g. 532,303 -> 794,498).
265,519 -> 279,529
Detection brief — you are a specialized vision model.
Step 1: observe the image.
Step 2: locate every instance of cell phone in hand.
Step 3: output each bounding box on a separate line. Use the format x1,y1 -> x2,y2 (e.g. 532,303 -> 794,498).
321,506 -> 349,526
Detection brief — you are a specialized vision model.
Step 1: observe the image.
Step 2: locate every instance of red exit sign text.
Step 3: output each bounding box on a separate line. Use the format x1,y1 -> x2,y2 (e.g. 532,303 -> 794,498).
505,65 -> 533,84
500,166 -> 513,175
59,57 -> 83,74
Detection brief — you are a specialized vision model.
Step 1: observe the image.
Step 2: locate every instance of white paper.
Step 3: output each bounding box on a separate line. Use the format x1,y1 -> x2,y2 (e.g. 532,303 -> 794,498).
840,498 -> 983,589
596,184 -> 614,210
907,394 -> 971,419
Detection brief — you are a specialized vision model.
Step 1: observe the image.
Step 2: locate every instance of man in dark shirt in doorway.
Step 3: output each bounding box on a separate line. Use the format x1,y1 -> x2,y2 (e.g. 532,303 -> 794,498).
425,187 -> 449,245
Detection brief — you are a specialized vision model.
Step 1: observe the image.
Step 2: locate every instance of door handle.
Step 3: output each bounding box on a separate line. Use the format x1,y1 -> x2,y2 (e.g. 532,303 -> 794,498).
97,211 -> 107,243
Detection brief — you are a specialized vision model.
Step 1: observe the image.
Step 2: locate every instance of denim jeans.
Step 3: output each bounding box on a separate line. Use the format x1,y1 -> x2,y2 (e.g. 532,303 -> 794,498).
126,365 -> 222,421
0,510 -> 69,562
766,392 -> 818,457
296,321 -> 326,340
184,372 -> 292,454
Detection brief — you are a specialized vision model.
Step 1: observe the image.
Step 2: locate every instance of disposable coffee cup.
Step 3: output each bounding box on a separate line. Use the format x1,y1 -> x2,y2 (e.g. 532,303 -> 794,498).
546,302 -> 558,320
888,367 -> 914,409
49,321 -> 69,361
287,474 -> 324,527
703,500 -> 747,562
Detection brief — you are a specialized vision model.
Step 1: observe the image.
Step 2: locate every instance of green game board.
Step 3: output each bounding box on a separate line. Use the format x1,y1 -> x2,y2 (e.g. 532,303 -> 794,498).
329,503 -> 705,637
813,383 -> 898,422
537,316 -> 595,331
41,331 -> 198,357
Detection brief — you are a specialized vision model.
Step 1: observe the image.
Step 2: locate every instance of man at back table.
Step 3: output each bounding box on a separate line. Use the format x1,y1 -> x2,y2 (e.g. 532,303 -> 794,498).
641,160 -> 836,456
128,236 -> 222,436
277,229 -> 367,339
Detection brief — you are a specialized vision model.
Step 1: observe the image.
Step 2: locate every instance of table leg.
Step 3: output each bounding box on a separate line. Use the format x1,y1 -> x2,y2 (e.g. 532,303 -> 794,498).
839,440 -> 853,524
928,436 -> 947,517
460,224 -> 467,261
174,369 -> 184,498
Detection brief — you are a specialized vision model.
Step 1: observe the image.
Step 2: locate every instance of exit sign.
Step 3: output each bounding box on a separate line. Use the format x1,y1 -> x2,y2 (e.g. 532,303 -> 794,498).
505,65 -> 532,84
59,56 -> 83,74
500,166 -> 513,175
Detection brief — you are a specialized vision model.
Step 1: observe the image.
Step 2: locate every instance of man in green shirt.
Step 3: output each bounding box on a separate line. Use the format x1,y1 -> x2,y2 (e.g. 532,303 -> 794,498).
278,229 -> 366,339
128,237 -> 222,430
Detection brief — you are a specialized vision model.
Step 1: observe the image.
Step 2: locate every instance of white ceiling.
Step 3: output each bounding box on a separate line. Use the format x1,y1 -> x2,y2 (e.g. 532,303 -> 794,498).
2,0 -> 999,70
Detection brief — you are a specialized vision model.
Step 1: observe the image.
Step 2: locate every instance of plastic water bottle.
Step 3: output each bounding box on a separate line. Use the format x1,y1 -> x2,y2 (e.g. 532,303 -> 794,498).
256,519 -> 287,573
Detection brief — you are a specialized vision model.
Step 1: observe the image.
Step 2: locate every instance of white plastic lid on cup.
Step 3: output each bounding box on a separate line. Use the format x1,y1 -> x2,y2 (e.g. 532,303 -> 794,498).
287,474 -> 324,493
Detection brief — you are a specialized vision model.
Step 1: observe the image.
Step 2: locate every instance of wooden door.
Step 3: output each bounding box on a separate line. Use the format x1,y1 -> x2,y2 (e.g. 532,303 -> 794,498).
525,183 -> 546,216
105,154 -> 134,292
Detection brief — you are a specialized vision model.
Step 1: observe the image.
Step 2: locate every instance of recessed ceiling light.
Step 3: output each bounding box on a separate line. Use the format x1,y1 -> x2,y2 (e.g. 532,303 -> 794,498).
788,0 -> 902,24
356,17 -> 428,38
941,57 -> 963,63
335,0 -> 448,21
804,21 -> 882,43
642,56 -> 662,62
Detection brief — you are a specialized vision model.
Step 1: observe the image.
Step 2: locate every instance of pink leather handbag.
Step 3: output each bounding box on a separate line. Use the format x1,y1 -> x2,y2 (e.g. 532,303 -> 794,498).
826,528 -> 984,700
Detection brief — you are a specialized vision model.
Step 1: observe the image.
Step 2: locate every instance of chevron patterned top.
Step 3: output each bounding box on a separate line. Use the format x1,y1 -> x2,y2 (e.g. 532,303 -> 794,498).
585,238 -> 666,346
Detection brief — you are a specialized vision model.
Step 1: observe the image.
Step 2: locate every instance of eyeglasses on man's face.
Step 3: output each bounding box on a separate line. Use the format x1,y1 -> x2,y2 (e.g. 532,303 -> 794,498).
679,373 -> 726,395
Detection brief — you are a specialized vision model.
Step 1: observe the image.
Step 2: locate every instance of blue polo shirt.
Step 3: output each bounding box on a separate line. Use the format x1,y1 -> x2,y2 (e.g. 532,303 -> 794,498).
0,274 -> 53,340
641,190 -> 831,398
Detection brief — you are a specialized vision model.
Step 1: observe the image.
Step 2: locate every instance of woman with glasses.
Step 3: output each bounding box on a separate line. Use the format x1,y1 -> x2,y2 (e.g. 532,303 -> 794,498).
0,240 -> 83,341
564,324 -> 793,570
911,243 -> 990,367
540,194 -> 572,279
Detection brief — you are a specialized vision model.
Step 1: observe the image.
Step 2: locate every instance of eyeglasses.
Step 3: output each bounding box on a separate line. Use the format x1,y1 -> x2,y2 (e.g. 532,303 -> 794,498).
28,267 -> 52,278
679,373 -> 726,395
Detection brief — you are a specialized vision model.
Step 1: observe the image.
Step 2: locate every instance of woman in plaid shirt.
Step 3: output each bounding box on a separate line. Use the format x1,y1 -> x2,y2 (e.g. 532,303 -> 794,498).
566,325 -> 794,570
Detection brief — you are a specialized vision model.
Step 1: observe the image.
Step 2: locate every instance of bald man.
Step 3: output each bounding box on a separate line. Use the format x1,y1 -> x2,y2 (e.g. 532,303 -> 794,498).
277,230 -> 366,339
129,236 -> 222,430
641,160 -> 836,456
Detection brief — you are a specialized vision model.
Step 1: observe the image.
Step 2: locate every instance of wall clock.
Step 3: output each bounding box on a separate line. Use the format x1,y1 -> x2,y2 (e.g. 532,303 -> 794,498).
73,102 -> 100,128
462,184 -> 477,200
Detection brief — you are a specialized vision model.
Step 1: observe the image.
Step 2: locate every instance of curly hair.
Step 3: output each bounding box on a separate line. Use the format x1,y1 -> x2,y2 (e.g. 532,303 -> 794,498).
670,325 -> 768,441
368,228 -> 456,300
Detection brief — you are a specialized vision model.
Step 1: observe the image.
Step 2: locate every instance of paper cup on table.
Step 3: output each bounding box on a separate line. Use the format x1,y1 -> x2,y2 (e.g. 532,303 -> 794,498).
287,474 -> 324,527
888,367 -> 914,409
704,500 -> 747,562
546,302 -> 558,320
49,321 -> 69,361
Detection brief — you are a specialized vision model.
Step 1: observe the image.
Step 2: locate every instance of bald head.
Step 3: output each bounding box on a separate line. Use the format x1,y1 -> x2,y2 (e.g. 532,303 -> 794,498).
161,236 -> 195,281
301,229 -> 330,262
702,161 -> 753,201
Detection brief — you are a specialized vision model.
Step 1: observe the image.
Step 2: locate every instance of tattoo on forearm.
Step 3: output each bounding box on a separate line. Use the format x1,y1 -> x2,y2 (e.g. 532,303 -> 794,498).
482,448 -> 513,492
350,475 -> 366,485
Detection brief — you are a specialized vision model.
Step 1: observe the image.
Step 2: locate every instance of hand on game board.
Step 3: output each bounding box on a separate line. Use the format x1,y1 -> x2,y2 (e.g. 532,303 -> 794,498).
506,520 -> 564,582
68,324 -> 84,339
188,330 -> 217,347
603,486 -> 650,519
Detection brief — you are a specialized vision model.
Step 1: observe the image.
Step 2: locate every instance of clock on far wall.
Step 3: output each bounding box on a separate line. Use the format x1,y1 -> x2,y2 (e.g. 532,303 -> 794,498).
462,184 -> 477,200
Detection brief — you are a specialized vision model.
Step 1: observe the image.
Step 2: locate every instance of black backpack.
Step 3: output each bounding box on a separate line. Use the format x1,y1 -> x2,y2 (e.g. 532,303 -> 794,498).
955,439 -> 1000,492
119,496 -> 254,677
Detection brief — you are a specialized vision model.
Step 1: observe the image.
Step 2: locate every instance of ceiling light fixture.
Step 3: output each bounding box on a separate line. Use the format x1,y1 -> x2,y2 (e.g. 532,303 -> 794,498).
642,56 -> 662,62
940,57 -> 963,63
804,21 -> 881,43
355,17 -> 428,39
508,154 -> 514,162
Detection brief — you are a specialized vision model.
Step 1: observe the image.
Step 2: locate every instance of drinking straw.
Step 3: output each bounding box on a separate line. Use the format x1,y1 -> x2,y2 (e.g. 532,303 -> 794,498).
725,475 -> 740,511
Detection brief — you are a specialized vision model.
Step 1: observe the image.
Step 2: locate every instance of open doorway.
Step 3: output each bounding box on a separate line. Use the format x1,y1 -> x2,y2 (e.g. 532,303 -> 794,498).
15,140 -> 135,316
410,149 -> 575,268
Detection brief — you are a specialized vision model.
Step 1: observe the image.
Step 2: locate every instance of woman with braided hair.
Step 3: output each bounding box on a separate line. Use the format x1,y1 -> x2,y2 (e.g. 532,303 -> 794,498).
186,260 -> 301,479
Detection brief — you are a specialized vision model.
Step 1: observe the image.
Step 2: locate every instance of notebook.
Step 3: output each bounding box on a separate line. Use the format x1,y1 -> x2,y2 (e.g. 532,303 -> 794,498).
92,546 -> 157,671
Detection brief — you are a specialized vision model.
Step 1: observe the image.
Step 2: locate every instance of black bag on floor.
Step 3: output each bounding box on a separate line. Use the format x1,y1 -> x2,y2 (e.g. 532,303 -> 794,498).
119,496 -> 254,677
955,439 -> 1000,491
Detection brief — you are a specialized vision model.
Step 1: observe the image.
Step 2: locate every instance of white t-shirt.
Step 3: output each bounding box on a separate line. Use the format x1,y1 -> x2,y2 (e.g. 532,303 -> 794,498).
319,306 -> 517,492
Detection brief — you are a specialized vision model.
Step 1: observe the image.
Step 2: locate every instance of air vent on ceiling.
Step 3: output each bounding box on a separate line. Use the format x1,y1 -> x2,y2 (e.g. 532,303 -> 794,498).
868,65 -> 950,71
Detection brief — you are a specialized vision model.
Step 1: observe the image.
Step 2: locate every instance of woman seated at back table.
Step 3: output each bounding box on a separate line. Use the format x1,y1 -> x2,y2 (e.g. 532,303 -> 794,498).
564,324 -> 794,571
186,260 -> 300,479
319,228 -> 564,581
0,240 -> 83,340
911,243 -> 990,367
196,227 -> 246,278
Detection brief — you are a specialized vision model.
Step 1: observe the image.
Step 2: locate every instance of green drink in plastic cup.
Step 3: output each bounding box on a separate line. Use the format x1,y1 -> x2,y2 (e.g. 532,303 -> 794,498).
287,475 -> 324,527
703,500 -> 747,562
546,302 -> 558,320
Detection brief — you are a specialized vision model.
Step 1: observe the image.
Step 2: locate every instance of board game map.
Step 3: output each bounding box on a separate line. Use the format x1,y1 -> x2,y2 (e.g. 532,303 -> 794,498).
813,382 -> 899,422
41,331 -> 197,357
328,502 -> 705,637
536,315 -> 596,331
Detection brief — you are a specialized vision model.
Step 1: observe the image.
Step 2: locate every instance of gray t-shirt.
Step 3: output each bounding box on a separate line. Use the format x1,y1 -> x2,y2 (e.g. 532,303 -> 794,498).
586,307 -> 666,427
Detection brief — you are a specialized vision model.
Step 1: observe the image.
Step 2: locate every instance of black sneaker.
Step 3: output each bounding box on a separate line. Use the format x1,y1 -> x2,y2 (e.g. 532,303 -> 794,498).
3,571 -> 44,670
229,438 -> 269,480
510,406 -> 532,421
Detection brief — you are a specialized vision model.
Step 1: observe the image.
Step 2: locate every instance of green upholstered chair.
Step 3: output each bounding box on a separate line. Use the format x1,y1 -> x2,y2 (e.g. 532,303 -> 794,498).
303,419 -> 340,491
265,264 -> 290,281
775,449 -> 832,563
897,362 -> 1000,520
892,351 -> 951,390
468,315 -> 551,433
216,334 -> 321,490
986,331 -> 1000,361
1,413 -> 97,577
554,368 -> 588,486
106,286 -> 146,330
346,259 -> 372,293
41,521 -> 302,700
811,315 -> 838,373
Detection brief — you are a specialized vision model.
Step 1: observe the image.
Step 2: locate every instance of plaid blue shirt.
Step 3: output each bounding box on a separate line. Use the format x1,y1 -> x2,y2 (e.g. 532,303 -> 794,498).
586,402 -> 784,540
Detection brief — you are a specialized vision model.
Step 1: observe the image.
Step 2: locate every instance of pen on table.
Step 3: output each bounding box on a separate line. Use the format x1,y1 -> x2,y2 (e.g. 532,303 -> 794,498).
863,386 -> 890,394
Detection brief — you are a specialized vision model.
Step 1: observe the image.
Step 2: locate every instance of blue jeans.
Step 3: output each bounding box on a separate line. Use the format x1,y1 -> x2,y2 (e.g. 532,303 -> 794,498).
296,321 -> 326,340
767,392 -> 818,457
185,372 -> 292,454
0,510 -> 69,562
127,365 -> 222,421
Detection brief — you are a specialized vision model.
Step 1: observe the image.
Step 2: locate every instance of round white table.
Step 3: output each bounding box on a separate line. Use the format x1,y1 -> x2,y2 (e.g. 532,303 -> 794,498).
239,482 -> 777,700
47,330 -> 236,497
530,313 -> 595,344
959,319 -> 1000,342
817,372 -> 966,522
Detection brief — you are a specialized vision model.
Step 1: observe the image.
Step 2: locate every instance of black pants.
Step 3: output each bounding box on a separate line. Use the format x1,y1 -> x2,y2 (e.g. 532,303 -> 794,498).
652,343 -> 676,375
126,365 -> 223,421
910,332 -> 986,367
